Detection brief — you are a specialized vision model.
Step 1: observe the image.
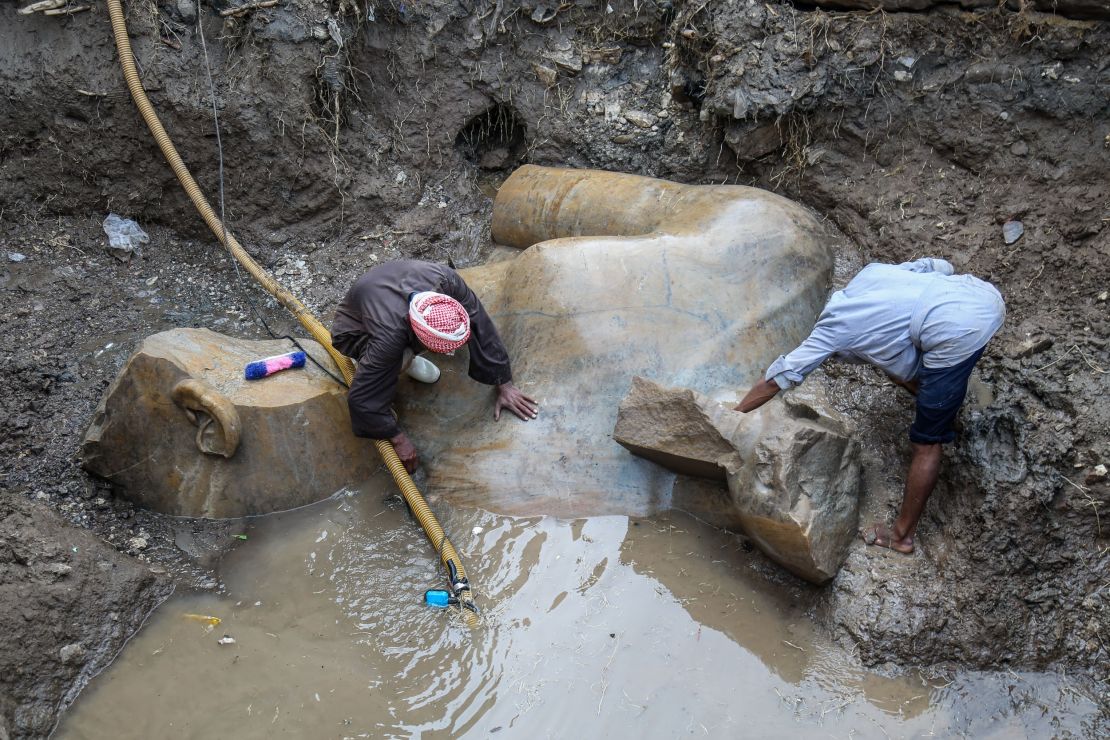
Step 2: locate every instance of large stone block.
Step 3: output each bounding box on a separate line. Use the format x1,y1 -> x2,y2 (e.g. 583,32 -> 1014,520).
396,165 -> 835,517
82,166 -> 835,523
614,376 -> 861,583
80,328 -> 377,518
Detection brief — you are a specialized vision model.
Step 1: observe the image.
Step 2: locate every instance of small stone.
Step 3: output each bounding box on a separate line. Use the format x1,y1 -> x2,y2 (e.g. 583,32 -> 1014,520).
127,536 -> 148,552
1010,141 -> 1029,157
7,253 -> 26,263
612,134 -> 634,145
44,563 -> 72,578
1008,336 -> 1053,359
623,110 -> 656,129
175,0 -> 196,22
1097,291 -> 1107,302
531,5 -> 556,24
532,64 -> 557,87
545,48 -> 582,75
1087,464 -> 1108,484
59,643 -> 87,665
893,70 -> 912,82
1003,220 -> 1024,245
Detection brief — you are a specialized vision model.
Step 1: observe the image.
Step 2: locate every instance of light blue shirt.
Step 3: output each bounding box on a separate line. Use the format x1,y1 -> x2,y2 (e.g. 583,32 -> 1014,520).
766,259 -> 1005,389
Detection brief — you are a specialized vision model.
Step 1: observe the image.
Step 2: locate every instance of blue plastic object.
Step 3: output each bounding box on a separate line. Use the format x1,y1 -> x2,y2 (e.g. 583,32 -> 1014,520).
424,589 -> 453,608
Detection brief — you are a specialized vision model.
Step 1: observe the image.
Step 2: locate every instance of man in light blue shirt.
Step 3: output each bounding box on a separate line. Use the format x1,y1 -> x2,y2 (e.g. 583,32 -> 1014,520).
735,258 -> 1005,554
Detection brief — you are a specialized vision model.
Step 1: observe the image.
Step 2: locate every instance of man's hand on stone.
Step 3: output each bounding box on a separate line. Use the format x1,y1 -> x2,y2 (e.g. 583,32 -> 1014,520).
494,382 -> 539,421
734,377 -> 781,413
390,431 -> 419,473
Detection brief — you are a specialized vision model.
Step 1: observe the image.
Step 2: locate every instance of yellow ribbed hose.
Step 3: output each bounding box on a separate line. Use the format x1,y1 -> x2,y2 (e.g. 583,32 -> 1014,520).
106,0 -> 477,625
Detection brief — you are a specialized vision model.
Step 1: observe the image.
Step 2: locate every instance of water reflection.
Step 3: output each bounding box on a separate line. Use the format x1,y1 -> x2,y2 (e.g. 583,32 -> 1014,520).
58,475 -> 1100,739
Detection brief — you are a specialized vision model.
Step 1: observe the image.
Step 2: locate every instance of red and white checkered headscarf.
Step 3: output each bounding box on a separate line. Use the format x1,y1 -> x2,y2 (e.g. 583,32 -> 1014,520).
408,291 -> 471,353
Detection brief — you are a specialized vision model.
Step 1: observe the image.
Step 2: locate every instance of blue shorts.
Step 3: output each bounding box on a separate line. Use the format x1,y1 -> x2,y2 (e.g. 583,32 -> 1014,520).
909,346 -> 986,445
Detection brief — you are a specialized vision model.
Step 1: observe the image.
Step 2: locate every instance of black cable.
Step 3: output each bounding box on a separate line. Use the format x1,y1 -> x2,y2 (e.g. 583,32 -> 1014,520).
196,10 -> 348,389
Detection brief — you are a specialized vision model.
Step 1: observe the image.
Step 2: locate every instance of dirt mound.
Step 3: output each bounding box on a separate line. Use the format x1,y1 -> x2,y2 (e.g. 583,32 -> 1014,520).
0,495 -> 170,739
0,1 -> 1107,735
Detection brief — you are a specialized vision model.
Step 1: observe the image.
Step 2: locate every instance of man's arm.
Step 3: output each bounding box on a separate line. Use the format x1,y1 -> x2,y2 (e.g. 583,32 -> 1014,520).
441,269 -> 538,421
347,343 -> 422,471
734,322 -> 841,413
440,269 -> 513,386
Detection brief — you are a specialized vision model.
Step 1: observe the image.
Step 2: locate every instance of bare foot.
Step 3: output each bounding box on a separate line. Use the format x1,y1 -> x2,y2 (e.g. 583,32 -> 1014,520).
861,523 -> 914,554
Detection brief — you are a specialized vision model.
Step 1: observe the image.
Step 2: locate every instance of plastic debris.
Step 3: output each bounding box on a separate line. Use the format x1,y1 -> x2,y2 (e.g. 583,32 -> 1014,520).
7,252 -> 26,262
425,589 -> 458,608
233,534 -> 248,540
217,635 -> 237,646
1002,220 -> 1024,245
183,613 -> 221,626
102,213 -> 149,262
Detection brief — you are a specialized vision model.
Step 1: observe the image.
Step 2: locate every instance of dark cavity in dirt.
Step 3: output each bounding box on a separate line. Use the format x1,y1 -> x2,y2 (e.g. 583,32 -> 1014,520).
0,0 -> 1107,737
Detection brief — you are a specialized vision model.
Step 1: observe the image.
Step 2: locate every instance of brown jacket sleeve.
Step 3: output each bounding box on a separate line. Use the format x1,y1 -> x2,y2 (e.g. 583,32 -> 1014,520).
346,336 -> 406,439
440,268 -> 512,386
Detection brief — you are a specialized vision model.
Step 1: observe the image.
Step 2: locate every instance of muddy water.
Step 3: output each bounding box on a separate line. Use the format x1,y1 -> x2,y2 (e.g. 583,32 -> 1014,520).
59,473 -> 1099,739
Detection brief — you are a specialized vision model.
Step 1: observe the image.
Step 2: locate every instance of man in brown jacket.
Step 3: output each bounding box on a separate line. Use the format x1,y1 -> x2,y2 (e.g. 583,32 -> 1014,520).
332,259 -> 538,472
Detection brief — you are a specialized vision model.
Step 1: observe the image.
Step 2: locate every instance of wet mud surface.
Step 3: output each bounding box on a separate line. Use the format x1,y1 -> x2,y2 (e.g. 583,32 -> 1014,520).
57,479 -> 1102,739
1,0 -> 1108,736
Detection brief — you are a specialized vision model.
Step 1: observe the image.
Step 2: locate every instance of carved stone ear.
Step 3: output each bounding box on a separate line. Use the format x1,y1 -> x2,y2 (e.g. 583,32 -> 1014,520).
171,379 -> 241,458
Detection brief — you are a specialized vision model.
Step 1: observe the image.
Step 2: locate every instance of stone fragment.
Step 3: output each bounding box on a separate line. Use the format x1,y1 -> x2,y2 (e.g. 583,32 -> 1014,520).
613,377 -> 861,583
623,110 -> 657,129
175,0 -> 196,22
531,5 -> 557,24
1003,220 -> 1024,245
43,563 -> 72,578
58,643 -> 86,665
583,45 -> 621,65
614,377 -> 740,480
532,63 -> 558,87
81,328 -> 377,518
545,47 -> 582,75
1008,336 -> 1053,359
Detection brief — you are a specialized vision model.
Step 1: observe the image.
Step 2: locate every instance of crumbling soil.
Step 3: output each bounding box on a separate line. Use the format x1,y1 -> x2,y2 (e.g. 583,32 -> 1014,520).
0,0 -> 1107,736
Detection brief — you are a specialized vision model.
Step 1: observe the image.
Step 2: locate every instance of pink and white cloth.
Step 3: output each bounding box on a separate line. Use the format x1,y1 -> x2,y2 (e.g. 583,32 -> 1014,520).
408,291 -> 471,353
